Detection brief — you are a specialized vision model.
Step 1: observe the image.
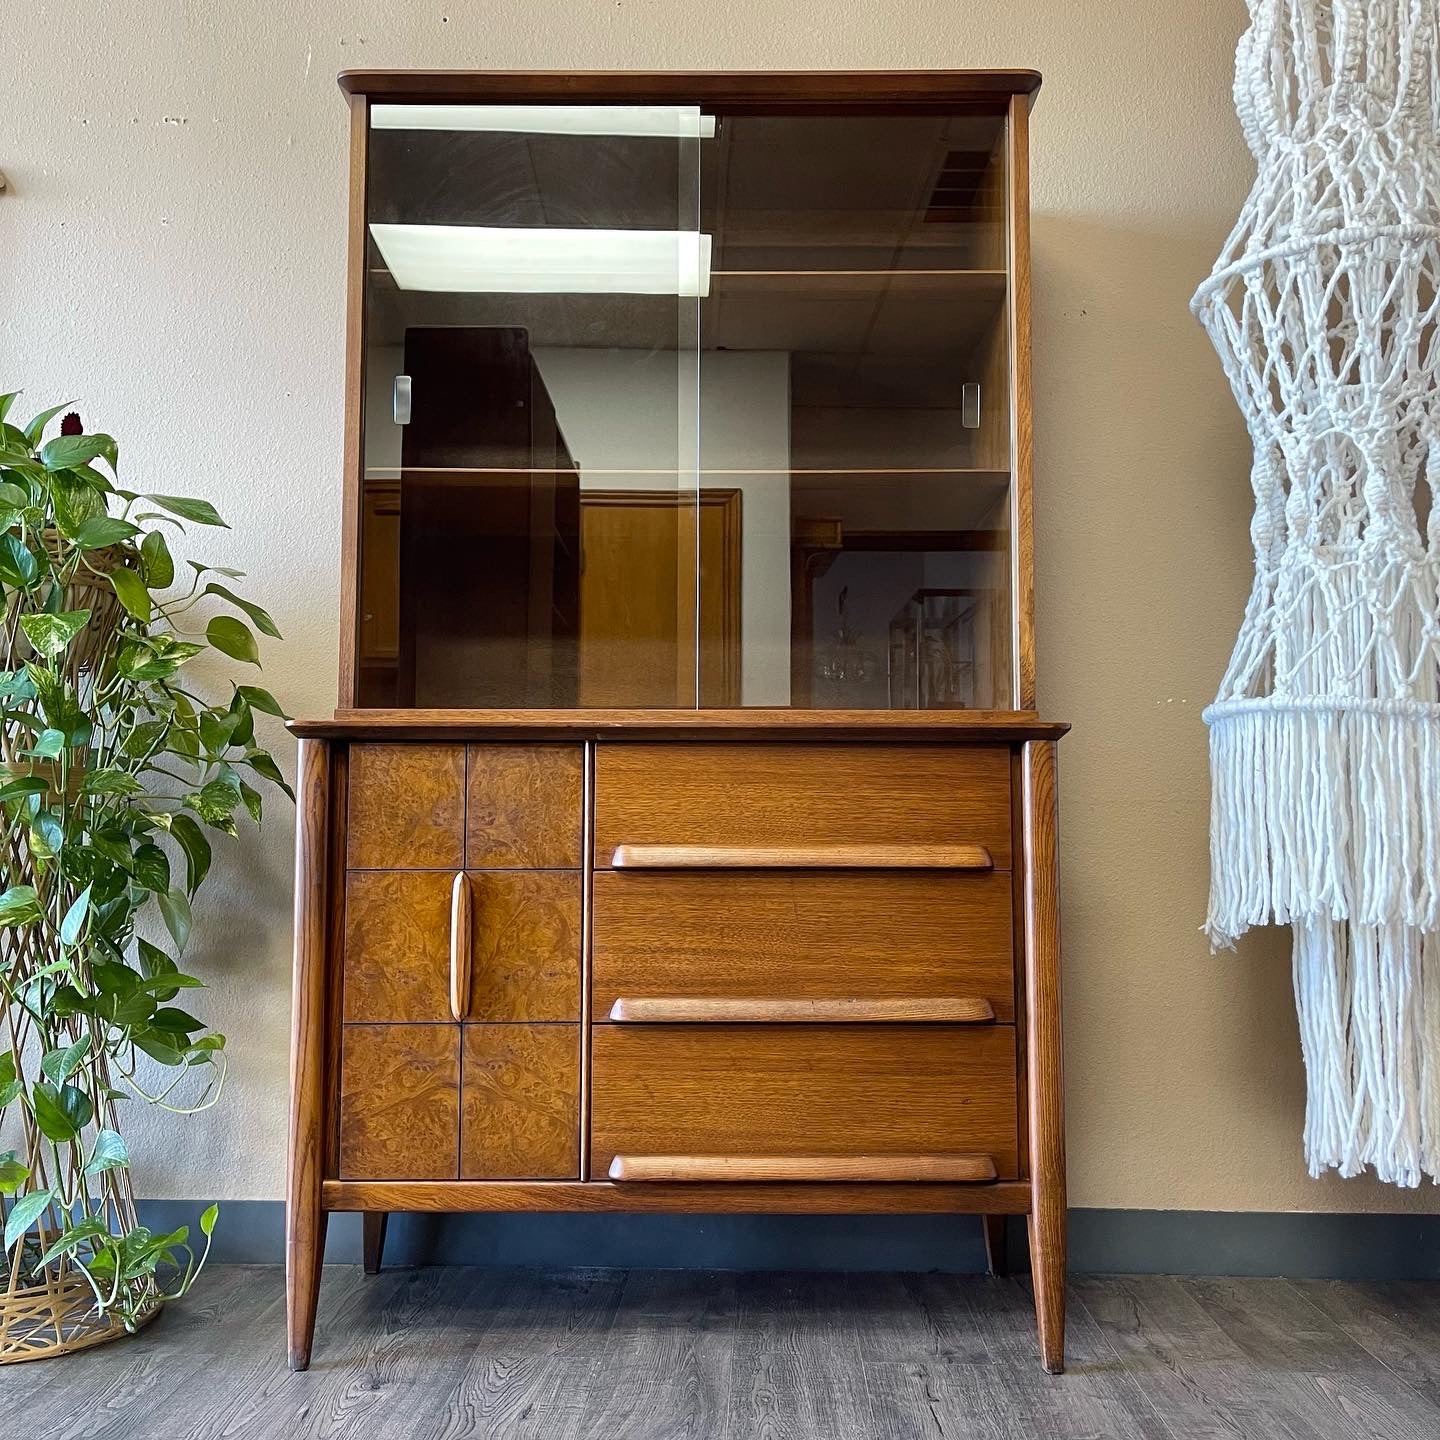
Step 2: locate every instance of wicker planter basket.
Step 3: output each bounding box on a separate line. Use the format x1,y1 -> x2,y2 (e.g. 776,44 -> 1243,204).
0,539 -> 161,1362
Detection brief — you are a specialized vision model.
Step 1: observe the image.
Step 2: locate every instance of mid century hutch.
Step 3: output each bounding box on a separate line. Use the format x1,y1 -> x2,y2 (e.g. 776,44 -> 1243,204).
288,68 -> 1067,1374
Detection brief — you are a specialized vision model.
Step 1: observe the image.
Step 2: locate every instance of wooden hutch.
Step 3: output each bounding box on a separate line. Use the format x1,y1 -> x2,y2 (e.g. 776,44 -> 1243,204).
288,68 -> 1067,1374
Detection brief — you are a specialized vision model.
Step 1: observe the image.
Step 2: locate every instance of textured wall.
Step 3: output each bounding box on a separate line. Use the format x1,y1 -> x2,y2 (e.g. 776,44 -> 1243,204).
4,0 -> 1435,1215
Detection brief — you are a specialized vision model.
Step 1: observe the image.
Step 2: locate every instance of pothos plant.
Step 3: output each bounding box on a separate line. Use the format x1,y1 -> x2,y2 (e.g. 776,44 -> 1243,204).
0,392 -> 290,1333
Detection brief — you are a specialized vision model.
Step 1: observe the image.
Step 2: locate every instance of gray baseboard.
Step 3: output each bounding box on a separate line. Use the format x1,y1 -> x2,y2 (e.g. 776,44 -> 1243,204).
137,1201 -> 1440,1280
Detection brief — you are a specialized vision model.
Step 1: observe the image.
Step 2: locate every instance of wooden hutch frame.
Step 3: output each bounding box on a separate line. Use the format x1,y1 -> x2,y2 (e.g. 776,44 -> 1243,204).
288,69 -> 1066,1375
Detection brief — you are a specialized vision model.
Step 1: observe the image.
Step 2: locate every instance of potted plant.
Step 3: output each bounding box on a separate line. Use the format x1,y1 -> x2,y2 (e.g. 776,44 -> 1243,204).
0,393 -> 290,1362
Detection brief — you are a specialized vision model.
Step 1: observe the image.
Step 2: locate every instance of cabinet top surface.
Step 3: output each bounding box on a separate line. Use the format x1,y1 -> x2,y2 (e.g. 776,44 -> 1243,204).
336,69 -> 1043,107
288,709 -> 1069,742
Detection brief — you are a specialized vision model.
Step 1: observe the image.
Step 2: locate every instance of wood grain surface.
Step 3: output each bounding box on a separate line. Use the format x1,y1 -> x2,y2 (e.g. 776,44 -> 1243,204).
461,1024 -> 580,1179
339,1024 -> 460,1180
1023,737 -> 1066,1373
468,871 -> 582,1021
607,1153 -> 998,1183
605,997 -> 998,1024
347,744 -> 465,869
590,1024 -> 1018,1179
608,843 -> 994,870
466,744 -> 583,868
593,869 -> 1015,1020
342,870 -> 452,1022
595,744 -> 1013,868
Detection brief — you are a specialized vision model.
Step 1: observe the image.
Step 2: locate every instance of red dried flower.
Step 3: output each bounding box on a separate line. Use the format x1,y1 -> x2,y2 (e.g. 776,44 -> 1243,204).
60,412 -> 83,436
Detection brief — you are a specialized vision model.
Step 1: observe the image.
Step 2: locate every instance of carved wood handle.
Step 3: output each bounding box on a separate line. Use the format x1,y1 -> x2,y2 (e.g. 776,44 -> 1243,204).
607,997 -> 996,1024
607,1153 -> 999,1183
449,871 -> 472,1023
609,844 -> 994,870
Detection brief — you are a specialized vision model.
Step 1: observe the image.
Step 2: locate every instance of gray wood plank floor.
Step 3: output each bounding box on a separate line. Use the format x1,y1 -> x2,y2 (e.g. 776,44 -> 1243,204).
6,1266 -> 1440,1439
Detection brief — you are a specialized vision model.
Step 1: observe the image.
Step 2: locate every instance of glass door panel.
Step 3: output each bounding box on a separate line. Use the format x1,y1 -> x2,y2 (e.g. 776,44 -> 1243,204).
695,110 -> 1015,709
358,104 -> 704,708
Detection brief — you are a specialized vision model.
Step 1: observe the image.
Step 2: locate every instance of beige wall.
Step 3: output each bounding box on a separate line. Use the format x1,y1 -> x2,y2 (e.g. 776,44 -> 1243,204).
4,0 -> 1435,1215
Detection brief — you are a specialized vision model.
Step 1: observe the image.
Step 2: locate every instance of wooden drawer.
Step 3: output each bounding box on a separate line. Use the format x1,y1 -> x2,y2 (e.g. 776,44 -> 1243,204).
343,870 -> 581,1023
594,744 -> 1012,870
592,870 -> 1015,1022
339,1022 -> 579,1180
347,743 -> 582,871
589,1025 -> 1018,1181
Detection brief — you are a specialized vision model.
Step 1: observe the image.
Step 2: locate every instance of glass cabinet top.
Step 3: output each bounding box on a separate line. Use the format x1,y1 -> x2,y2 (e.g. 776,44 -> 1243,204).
354,101 -> 1017,712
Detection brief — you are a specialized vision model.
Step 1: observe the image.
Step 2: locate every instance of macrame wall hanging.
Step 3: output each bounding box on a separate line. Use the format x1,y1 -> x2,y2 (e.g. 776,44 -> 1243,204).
1193,0 -> 1440,1185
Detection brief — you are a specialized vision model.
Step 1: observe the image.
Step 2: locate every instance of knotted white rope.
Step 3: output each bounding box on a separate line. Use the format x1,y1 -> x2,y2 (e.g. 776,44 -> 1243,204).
1194,0 -> 1440,1186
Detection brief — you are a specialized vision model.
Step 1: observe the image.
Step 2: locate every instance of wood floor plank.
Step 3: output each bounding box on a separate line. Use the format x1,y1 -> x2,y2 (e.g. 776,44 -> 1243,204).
1183,1276 -> 1440,1440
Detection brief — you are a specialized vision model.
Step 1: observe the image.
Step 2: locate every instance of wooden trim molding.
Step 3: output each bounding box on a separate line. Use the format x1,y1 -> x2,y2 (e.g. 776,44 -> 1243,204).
607,1154 -> 998,1183
606,997 -> 997,1024
320,1178 -> 1033,1215
337,69 -> 1043,108
608,843 -> 994,871
291,709 -> 1070,743
1008,92 -> 1037,709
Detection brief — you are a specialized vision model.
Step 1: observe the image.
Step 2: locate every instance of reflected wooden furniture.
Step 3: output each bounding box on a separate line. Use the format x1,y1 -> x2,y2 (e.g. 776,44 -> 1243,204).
289,68 -> 1067,1379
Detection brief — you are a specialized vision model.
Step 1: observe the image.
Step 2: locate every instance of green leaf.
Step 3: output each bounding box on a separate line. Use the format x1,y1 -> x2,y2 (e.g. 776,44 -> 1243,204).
0,533 -> 40,588
152,1006 -> 204,1035
4,1188 -> 55,1251
0,1153 -> 30,1196
205,615 -> 259,665
31,1081 -> 89,1142
29,809 -> 62,859
85,1129 -> 130,1177
59,885 -> 91,946
0,776 -> 48,803
108,567 -> 152,622
37,1215 -> 110,1267
158,887 -> 191,955
0,393 -> 16,424
200,1203 -> 218,1237
39,434 -> 112,472
0,885 -> 41,926
29,729 -> 64,759
133,1031 -> 183,1067
41,1035 -> 89,1084
244,748 -> 294,801
20,609 -> 91,660
131,843 -> 169,894
82,769 -> 143,797
146,494 -> 229,528
169,813 -> 211,894
74,516 -> 139,550
203,584 -> 281,639
237,684 -> 289,719
239,779 -> 264,826
24,400 -> 74,445
140,529 -> 174,588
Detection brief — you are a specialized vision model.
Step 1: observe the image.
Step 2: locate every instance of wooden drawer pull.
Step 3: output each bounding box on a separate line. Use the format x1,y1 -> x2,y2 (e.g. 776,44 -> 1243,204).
609,843 -> 994,870
608,1153 -> 999,1183
607,997 -> 996,1024
449,871 -> 472,1022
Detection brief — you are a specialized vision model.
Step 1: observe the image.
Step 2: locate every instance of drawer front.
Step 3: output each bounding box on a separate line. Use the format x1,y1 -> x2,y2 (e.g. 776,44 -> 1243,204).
594,744 -> 1012,869
590,1025 -> 1018,1180
593,870 -> 1015,1022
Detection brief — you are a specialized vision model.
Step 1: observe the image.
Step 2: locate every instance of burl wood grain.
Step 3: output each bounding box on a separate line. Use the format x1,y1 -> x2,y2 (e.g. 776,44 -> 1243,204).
590,1024 -> 1018,1179
593,870 -> 1015,1021
466,745 -> 583,869
594,745 -> 1013,869
347,744 -> 465,870
339,1024 -> 459,1180
469,872 -> 581,1021
343,870 -> 452,1023
461,1025 -> 579,1179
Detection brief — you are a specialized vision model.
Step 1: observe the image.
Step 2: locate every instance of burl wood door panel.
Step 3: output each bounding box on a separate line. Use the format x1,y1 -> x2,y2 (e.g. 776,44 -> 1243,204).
594,744 -> 1013,869
466,744 -> 583,868
343,870 -> 453,1023
468,872 -> 581,1021
339,1024 -> 459,1180
592,870 -> 1015,1021
348,744 -> 465,869
461,1025 -> 579,1179
590,1024 -> 1018,1179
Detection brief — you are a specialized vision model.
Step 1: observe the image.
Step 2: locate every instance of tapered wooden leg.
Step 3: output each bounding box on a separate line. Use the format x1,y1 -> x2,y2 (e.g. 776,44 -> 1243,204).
982,1215 -> 1009,1276
363,1211 -> 389,1275
288,739 -> 331,1372
1023,740 -> 1066,1374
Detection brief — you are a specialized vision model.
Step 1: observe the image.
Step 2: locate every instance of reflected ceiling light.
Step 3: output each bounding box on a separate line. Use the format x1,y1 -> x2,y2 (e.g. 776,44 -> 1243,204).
371,104 -> 716,139
369,224 -> 713,297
